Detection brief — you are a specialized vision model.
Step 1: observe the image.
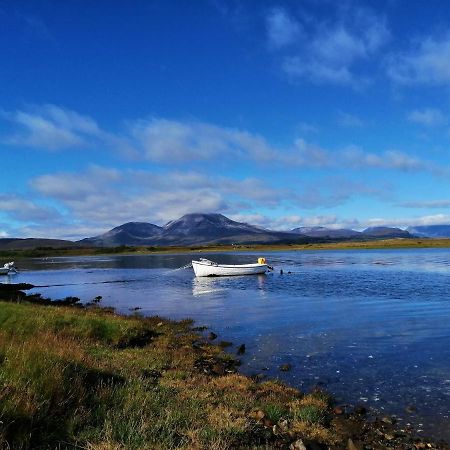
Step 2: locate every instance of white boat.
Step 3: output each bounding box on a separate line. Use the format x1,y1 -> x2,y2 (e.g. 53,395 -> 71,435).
0,262 -> 17,275
192,258 -> 269,277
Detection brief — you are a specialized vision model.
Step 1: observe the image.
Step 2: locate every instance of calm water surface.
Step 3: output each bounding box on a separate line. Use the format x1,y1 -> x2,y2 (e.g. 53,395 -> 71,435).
3,249 -> 450,439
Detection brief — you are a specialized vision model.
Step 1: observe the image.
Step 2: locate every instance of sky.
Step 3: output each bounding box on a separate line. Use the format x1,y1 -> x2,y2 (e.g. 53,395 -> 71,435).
2,0 -> 450,239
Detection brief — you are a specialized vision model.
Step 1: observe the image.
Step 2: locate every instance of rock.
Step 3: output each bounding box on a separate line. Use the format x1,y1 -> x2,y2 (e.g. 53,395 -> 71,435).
207,332 -> 217,340
405,404 -> 417,413
279,363 -> 292,372
218,340 -> 232,348
290,439 -> 307,450
384,432 -> 395,441
254,409 -> 265,420
237,344 -> 246,355
380,415 -> 395,425
262,417 -> 274,428
354,405 -> 367,415
211,363 -> 225,375
333,406 -> 345,415
156,322 -> 164,327
304,440 -> 327,450
347,438 -> 362,450
278,419 -> 289,430
250,373 -> 265,382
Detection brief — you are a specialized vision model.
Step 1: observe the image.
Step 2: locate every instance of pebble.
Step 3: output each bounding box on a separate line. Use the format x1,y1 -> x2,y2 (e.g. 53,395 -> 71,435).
207,332 -> 217,340
289,439 -> 307,450
354,405 -> 367,415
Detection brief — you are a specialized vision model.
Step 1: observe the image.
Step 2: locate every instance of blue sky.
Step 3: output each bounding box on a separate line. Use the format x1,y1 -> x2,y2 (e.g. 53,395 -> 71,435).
2,0 -> 450,239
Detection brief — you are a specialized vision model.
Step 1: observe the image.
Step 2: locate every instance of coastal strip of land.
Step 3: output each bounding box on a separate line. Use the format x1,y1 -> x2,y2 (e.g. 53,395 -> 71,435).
2,238 -> 450,259
0,284 -> 448,449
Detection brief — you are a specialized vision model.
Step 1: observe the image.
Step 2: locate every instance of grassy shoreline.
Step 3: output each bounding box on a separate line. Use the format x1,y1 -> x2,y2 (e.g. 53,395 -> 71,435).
2,238 -> 450,259
0,289 -> 448,449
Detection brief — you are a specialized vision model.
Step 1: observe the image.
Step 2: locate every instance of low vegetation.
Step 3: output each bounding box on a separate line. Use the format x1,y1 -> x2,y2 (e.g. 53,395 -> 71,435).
0,293 -> 447,449
2,238 -> 450,259
0,299 -> 334,449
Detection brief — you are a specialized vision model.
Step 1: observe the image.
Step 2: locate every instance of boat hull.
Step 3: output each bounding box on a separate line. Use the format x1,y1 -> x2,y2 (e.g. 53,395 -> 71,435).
192,260 -> 268,277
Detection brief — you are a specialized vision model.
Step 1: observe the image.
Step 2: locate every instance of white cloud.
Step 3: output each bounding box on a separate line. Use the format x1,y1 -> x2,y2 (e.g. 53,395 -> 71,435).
274,7 -> 389,86
235,213 -> 450,232
337,111 -> 366,128
0,194 -> 60,222
2,104 -> 442,177
407,108 -> 447,127
128,118 -> 278,163
266,7 -> 301,48
398,199 -> 450,208
341,146 -> 426,172
1,104 -> 104,150
387,33 -> 450,85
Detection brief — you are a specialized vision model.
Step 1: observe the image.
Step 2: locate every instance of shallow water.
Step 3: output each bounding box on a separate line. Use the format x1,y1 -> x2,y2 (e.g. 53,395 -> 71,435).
2,249 -> 450,439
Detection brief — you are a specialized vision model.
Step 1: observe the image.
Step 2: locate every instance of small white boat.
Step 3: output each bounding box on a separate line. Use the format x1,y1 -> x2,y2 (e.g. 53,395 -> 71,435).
0,262 -> 17,275
192,258 -> 269,277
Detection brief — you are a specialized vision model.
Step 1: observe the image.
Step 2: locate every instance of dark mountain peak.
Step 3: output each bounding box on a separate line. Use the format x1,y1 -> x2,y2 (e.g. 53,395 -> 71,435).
407,225 -> 450,238
291,226 -> 360,238
362,226 -> 410,238
80,221 -> 162,246
163,213 -> 260,235
292,226 -> 328,233
165,213 -> 228,228
105,222 -> 162,238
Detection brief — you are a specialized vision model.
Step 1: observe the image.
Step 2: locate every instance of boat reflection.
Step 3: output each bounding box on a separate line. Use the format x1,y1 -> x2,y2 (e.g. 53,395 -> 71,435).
192,277 -> 228,296
192,273 -> 269,297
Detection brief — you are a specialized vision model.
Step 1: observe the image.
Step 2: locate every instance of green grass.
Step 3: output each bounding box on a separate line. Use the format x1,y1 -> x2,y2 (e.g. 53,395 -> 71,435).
0,300 -> 337,449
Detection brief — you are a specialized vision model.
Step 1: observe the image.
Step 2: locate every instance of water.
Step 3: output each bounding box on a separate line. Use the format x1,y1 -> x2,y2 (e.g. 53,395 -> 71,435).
2,249 -> 450,439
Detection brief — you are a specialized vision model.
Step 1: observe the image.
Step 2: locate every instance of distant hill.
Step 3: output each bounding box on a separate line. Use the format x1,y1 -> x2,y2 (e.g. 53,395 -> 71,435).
0,238 -> 78,250
407,225 -> 450,238
291,226 -> 361,239
1,214 -> 420,250
362,227 -> 411,238
80,222 -> 163,247
81,213 -> 309,247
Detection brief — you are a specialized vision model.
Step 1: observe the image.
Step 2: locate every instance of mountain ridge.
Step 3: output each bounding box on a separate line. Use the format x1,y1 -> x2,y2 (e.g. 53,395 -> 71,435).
2,213 -> 441,250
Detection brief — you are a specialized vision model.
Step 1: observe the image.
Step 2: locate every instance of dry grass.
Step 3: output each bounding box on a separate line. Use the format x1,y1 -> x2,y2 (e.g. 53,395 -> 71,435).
0,300 -> 338,449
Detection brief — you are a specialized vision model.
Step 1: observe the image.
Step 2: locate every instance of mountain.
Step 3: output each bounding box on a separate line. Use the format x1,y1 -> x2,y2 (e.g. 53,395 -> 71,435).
0,238 -> 78,250
80,222 -> 163,247
81,213 -> 309,247
80,214 -> 418,247
151,213 -> 304,246
291,226 -> 361,239
407,225 -> 450,238
362,227 -> 411,238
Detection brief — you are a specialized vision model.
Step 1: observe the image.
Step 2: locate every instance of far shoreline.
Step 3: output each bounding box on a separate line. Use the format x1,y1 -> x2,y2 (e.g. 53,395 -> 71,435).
3,237 -> 450,259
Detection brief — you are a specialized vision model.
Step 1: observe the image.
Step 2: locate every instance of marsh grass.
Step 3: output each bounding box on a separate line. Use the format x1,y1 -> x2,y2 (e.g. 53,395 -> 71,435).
0,301 -> 334,449
3,238 -> 450,260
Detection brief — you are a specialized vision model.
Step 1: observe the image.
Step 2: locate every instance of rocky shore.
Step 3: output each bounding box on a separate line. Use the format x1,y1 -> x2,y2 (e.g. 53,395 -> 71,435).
0,282 -> 448,450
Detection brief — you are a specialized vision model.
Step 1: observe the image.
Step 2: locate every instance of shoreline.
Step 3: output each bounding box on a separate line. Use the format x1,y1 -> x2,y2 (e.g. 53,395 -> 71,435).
0,283 -> 448,449
2,238 -> 450,259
